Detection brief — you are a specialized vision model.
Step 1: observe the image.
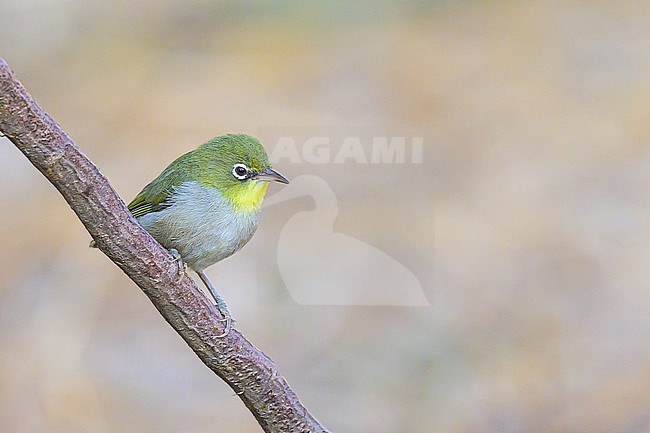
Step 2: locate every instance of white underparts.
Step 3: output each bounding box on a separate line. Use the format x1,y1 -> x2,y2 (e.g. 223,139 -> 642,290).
137,181 -> 260,271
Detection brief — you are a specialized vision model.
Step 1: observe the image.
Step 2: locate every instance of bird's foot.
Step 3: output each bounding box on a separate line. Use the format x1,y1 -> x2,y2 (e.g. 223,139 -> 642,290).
214,312 -> 232,338
213,297 -> 233,337
196,270 -> 233,338
168,248 -> 188,282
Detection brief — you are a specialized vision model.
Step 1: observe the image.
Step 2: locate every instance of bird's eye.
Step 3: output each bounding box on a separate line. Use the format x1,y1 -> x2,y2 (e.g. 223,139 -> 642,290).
232,163 -> 250,180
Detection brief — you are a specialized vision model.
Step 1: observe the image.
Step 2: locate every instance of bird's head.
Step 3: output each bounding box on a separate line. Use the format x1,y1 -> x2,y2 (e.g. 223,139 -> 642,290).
195,134 -> 289,213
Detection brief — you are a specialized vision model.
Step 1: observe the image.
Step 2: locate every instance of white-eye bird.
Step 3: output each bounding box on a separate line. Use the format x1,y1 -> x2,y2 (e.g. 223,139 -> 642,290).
99,134 -> 289,336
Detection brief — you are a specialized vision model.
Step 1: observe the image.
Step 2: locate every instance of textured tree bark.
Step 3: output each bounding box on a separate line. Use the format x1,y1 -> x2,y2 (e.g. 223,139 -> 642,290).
0,58 -> 329,433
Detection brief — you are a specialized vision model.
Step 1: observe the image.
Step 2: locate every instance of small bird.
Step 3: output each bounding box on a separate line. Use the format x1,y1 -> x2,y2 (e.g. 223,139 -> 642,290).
97,134 -> 289,336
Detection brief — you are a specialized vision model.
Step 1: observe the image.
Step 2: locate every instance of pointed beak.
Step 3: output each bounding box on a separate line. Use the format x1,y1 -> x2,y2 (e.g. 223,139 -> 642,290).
254,167 -> 290,184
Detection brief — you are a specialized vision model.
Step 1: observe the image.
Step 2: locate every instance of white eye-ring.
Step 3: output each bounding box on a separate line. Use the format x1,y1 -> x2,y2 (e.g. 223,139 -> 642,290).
232,163 -> 250,180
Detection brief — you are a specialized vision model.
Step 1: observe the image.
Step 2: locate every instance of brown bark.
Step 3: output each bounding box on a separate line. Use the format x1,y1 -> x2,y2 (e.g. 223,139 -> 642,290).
0,58 -> 329,433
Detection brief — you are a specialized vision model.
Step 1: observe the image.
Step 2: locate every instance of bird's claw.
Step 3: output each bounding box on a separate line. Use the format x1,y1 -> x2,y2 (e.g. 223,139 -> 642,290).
213,302 -> 232,337
168,248 -> 187,282
214,315 -> 232,338
196,271 -> 233,338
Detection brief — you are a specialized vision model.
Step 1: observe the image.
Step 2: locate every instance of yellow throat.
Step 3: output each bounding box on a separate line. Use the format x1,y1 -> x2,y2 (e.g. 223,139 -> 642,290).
223,180 -> 269,213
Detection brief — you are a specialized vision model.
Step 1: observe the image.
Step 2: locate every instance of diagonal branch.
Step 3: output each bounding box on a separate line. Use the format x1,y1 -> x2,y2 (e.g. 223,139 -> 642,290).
0,58 -> 329,433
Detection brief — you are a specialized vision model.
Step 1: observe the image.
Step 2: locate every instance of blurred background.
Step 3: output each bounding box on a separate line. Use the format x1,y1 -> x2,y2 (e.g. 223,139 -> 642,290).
1,1 -> 649,432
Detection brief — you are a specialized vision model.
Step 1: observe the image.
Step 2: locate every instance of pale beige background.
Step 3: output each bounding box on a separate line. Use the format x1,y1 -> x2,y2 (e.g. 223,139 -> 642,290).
1,1 -> 649,432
